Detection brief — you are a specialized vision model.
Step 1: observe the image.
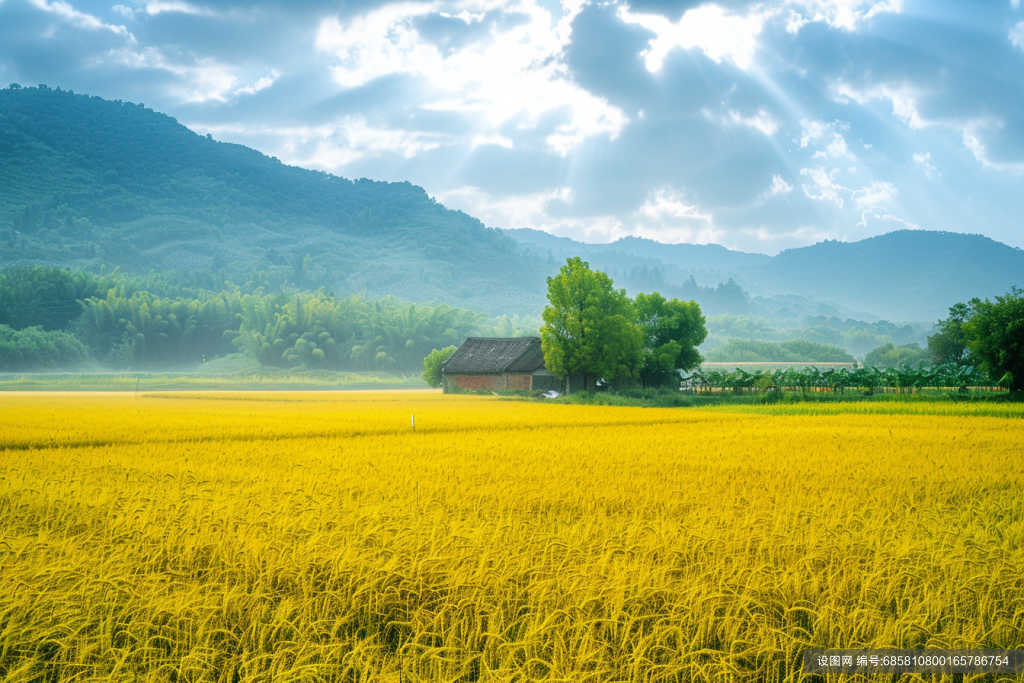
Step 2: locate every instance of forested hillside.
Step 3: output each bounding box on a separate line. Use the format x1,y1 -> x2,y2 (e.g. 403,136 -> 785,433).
4,85 -> 1020,335
0,85 -> 549,315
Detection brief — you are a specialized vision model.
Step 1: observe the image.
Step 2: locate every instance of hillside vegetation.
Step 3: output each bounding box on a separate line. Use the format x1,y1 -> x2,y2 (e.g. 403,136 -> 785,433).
4,85 -> 1021,325
0,85 -> 548,315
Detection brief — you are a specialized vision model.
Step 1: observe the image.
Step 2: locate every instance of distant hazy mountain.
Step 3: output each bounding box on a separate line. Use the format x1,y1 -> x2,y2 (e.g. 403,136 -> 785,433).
745,231 -> 1024,321
0,85 -> 548,315
3,85 -> 1020,323
506,228 -> 1024,322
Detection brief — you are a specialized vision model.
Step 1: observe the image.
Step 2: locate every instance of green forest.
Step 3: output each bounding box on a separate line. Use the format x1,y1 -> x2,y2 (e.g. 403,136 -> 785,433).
0,265 -> 537,372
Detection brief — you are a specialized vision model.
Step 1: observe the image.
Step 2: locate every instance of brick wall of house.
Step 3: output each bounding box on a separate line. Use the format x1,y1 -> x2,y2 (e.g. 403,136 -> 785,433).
448,374 -> 497,391
445,373 -> 533,392
506,373 -> 531,390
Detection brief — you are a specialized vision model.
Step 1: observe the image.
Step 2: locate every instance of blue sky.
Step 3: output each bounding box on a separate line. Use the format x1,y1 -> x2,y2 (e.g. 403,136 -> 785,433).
2,0 -> 1023,254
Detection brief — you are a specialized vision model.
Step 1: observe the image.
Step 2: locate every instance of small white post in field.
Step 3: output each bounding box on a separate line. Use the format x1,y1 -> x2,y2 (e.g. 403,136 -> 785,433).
411,414 -> 415,431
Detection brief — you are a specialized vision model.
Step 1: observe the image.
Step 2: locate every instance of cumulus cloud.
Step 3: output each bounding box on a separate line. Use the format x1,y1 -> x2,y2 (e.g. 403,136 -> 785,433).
786,0 -> 902,32
961,125 -> 1024,173
800,167 -> 850,207
728,109 -> 779,135
439,185 -> 583,233
833,81 -> 927,128
913,151 -> 937,176
799,120 -> 852,160
767,174 -> 793,195
104,46 -> 238,102
439,185 -> 725,245
1011,21 -> 1024,51
195,117 -> 449,169
619,3 -> 772,71
141,1 -> 212,16
835,80 -> 1024,172
856,207 -> 919,230
315,0 -> 628,157
851,179 -> 897,207
27,0 -> 134,40
235,71 -> 279,96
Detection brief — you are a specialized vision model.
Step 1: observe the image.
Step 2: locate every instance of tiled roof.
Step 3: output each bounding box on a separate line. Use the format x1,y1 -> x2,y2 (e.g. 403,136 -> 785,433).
442,337 -> 546,374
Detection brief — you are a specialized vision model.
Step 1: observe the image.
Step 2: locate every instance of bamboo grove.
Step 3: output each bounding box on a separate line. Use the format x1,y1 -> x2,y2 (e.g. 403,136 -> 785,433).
1,266 -> 525,372
77,287 -> 486,371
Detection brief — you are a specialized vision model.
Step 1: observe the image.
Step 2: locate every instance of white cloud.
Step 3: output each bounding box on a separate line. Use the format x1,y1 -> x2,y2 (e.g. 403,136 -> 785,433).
300,117 -> 448,169
801,167 -> 898,209
851,179 -> 897,207
105,47 -> 237,102
142,1 -> 211,15
786,0 -> 902,32
437,185 -> 725,245
836,81 -> 1024,172
728,109 -> 779,135
856,207 -> 919,230
235,71 -> 279,96
619,3 -> 771,71
470,133 -> 513,149
1013,0 -> 1021,10
112,0 -> 212,17
741,225 -> 836,250
1010,21 -> 1024,50
639,187 -> 714,223
913,151 -> 937,176
799,119 -> 853,159
961,125 -> 1024,173
315,0 -> 628,157
833,81 -> 927,128
441,186 -> 574,231
193,117 -> 449,169
800,166 -> 849,207
27,0 -> 134,41
767,174 -> 793,195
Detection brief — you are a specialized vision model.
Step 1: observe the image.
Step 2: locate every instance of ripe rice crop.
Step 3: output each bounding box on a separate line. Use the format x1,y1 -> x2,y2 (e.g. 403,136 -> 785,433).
1,392 -> 1021,682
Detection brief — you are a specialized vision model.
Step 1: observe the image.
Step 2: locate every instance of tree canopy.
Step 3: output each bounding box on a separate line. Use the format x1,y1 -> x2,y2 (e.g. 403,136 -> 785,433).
541,257 -> 643,387
422,346 -> 457,388
541,258 -> 705,388
964,287 -> 1024,391
634,292 -> 706,386
927,302 -> 971,366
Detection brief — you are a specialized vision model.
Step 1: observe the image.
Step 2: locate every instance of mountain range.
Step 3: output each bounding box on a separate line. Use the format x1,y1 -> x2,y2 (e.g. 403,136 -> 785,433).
2,84 -> 1022,323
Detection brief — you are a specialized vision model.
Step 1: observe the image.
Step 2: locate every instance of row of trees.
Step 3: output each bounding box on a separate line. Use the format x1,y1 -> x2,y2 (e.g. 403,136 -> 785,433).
926,289 -> 1024,391
693,289 -> 1024,393
689,364 -> 992,394
540,258 -> 707,388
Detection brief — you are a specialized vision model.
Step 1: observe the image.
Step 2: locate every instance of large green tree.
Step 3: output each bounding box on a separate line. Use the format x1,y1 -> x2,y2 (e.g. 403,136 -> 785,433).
963,287 -> 1024,390
634,292 -> 707,387
540,257 -> 643,389
927,302 -> 971,366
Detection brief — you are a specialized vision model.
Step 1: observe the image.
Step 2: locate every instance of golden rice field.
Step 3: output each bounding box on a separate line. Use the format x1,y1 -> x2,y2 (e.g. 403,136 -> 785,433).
1,392 -> 1022,682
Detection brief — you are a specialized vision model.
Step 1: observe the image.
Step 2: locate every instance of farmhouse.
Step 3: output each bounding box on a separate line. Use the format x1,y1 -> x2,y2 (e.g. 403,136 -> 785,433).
441,337 -> 563,393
